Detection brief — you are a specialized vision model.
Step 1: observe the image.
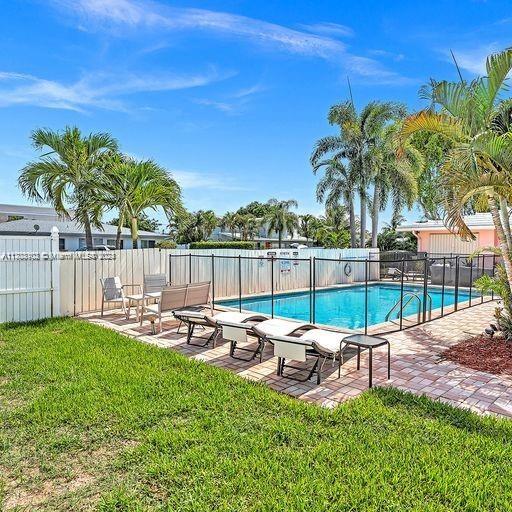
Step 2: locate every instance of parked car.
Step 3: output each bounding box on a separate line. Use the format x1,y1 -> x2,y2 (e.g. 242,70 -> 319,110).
76,245 -> 114,251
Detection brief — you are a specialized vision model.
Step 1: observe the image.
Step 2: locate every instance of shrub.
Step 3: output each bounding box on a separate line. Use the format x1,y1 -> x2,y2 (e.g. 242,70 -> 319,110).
155,240 -> 177,249
189,241 -> 256,249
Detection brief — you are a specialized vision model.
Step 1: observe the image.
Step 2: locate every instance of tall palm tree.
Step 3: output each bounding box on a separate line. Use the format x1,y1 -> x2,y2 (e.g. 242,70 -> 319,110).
314,157 -> 357,247
401,48 -> 512,285
19,127 -> 118,249
370,122 -> 423,247
103,158 -> 182,249
221,212 -> 239,240
311,101 -> 405,248
265,198 -> 299,248
197,210 -> 218,240
236,213 -> 261,240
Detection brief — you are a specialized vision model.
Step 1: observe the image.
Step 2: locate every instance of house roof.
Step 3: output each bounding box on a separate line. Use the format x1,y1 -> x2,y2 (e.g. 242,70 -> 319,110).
397,213 -> 495,232
0,219 -> 167,238
0,203 -> 65,219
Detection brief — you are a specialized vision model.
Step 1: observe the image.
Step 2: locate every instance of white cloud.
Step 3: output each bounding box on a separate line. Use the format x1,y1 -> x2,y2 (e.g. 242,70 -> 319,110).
172,170 -> 251,191
447,44 -> 500,76
52,0 -> 408,83
0,67 -> 230,112
300,22 -> 354,38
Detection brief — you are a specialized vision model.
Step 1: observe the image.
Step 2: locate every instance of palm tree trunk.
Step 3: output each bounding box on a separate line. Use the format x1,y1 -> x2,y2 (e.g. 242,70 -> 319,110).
278,230 -> 282,248
348,198 -> 357,248
131,216 -> 139,249
371,183 -> 380,248
116,210 -> 124,250
499,197 -> 512,250
84,216 -> 93,250
359,192 -> 367,248
490,196 -> 512,286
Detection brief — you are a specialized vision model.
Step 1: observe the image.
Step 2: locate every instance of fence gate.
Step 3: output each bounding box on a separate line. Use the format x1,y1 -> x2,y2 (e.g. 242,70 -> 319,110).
0,231 -> 60,323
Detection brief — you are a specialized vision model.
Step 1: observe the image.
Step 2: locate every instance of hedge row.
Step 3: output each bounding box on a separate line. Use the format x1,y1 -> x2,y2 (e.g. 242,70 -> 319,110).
189,241 -> 256,249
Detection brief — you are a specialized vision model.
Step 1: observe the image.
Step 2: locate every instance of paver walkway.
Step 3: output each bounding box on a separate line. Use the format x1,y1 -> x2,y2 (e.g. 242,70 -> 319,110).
83,301 -> 512,418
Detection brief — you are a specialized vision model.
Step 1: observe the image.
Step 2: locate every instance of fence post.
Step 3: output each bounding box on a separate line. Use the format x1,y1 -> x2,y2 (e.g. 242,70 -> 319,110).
309,257 -> 312,323
441,257 -> 446,317
492,255 -> 496,300
169,254 -> 172,285
480,255 -> 484,304
211,254 -> 215,309
188,253 -> 192,284
469,257 -> 473,307
312,257 -> 316,324
454,255 -> 460,311
271,256 -> 274,319
399,259 -> 405,330
422,258 -> 428,322
50,227 -> 60,318
238,255 -> 242,312
364,259 -> 368,335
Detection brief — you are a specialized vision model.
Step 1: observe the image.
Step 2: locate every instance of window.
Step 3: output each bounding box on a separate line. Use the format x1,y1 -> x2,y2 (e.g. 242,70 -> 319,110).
140,239 -> 156,249
79,238 -> 86,249
93,238 -> 103,246
59,238 -> 65,251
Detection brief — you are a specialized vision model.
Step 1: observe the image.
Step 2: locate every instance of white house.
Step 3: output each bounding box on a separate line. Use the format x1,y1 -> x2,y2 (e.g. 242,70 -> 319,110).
0,218 -> 168,251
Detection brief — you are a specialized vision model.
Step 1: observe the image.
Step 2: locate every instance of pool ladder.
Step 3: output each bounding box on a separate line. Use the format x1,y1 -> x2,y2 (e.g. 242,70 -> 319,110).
385,291 -> 432,324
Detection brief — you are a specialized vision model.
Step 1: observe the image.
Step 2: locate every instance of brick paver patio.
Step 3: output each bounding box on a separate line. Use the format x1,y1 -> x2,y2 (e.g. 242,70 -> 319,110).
83,301 -> 512,418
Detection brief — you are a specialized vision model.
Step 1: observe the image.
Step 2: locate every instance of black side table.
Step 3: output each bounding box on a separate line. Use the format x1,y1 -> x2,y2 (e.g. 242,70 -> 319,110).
341,334 -> 390,388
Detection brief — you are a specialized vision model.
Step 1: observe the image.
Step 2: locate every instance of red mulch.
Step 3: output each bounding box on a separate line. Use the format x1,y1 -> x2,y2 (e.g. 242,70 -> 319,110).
443,336 -> 512,375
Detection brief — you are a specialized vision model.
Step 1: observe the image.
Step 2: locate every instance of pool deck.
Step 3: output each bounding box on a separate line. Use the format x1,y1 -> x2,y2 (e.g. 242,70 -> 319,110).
82,301 -> 512,418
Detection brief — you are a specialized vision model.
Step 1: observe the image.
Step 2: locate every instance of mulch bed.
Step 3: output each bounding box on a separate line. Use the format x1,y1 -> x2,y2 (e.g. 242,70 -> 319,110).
443,335 -> 512,375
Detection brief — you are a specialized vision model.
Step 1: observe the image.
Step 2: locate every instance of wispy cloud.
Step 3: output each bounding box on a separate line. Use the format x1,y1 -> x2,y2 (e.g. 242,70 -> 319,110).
172,170 -> 251,191
195,82 -> 265,114
368,49 -> 405,62
448,44 -> 500,75
52,0 -> 408,83
300,22 -> 354,38
0,67 -> 231,112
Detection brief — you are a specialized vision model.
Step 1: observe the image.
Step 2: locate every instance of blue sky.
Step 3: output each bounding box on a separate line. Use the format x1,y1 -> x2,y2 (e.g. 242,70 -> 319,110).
0,0 -> 510,228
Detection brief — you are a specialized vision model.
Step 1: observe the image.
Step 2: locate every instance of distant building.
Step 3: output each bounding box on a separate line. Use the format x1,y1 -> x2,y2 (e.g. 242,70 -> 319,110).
397,213 -> 498,254
0,218 -> 167,251
0,203 -> 64,223
210,223 -> 311,249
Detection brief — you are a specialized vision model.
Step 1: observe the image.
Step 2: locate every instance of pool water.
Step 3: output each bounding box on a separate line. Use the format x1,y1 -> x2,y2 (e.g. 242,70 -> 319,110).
217,284 -> 480,330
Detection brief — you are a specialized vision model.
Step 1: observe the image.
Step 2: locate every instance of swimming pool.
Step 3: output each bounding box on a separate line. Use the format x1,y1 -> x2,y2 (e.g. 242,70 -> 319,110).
217,284 -> 480,330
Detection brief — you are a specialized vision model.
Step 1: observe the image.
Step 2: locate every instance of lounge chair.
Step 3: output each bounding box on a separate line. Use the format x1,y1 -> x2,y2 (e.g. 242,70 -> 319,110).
218,318 -> 315,362
100,276 -> 142,318
139,281 -> 213,333
173,310 -> 268,347
139,285 -> 188,333
261,328 -> 346,384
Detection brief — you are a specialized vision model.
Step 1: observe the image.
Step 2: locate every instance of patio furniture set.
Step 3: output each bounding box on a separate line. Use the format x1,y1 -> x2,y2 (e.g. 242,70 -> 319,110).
100,275 -> 390,388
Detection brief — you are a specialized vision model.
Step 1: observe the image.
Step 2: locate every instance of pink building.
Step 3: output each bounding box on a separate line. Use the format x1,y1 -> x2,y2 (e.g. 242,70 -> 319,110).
397,213 -> 498,254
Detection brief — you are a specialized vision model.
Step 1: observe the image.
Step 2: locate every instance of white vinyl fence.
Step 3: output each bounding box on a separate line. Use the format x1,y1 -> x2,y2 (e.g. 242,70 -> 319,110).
0,232 -> 379,322
0,229 -> 60,323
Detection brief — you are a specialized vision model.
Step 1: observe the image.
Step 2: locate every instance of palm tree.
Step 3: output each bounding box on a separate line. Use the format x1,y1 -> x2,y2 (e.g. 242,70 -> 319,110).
314,157 -> 357,247
311,101 -> 405,248
19,127 -> 118,249
103,158 -> 182,249
401,48 -> 512,285
236,214 -> 261,240
221,212 -> 239,240
265,198 -> 299,248
370,121 -> 423,247
197,210 -> 218,240
299,214 -> 317,244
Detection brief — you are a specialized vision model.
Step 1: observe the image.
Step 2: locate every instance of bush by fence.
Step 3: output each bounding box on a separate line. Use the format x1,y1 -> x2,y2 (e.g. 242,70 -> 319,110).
189,241 -> 256,249
156,240 -> 177,249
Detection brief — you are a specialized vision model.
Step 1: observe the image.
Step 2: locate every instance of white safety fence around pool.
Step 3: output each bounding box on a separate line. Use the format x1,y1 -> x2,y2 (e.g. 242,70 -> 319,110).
0,234 -> 379,322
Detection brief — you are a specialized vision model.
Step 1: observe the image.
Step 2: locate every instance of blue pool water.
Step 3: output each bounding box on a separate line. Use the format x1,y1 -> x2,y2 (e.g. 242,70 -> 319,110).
218,284 -> 480,329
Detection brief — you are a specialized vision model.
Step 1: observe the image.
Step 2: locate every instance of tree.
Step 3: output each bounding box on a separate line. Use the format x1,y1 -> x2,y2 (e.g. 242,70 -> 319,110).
176,210 -> 218,244
102,158 -> 182,249
265,198 -> 299,248
19,127 -> 118,249
369,121 -> 423,247
220,212 -> 239,240
236,213 -> 261,240
314,157 -> 357,247
109,212 -> 161,233
401,48 -> 512,291
298,214 -> 318,244
311,101 -> 405,248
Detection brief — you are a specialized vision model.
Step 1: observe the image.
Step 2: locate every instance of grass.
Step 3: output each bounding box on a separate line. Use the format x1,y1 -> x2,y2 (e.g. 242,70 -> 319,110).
1,319 -> 512,511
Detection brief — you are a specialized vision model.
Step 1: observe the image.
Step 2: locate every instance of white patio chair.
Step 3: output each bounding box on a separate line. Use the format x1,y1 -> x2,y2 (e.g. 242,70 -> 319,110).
100,277 -> 142,318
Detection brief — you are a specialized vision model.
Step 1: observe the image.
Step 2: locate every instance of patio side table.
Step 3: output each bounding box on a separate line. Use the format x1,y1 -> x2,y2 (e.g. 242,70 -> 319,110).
341,334 -> 390,388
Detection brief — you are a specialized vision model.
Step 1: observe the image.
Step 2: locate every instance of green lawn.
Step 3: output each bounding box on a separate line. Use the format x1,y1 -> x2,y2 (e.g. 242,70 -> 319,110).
1,319 -> 512,511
